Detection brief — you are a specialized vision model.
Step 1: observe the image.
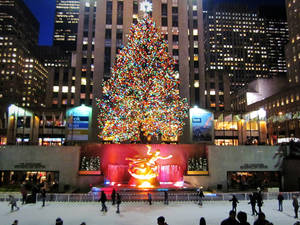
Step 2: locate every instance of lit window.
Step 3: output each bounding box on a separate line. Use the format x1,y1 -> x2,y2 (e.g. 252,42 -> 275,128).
62,86 -> 68,93
81,78 -> 87,85
71,86 -> 75,93
53,86 -> 59,92
194,80 -> 199,88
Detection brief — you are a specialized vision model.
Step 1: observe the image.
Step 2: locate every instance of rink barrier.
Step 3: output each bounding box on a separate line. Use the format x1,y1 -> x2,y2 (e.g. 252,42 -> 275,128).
0,191 -> 300,203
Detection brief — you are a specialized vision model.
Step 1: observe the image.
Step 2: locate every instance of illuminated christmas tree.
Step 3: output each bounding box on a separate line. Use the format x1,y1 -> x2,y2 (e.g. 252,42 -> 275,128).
97,16 -> 189,143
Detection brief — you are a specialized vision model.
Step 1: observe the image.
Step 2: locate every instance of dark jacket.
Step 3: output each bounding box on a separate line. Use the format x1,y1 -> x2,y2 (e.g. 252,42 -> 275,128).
220,218 -> 240,225
100,192 -> 107,203
229,196 -> 239,206
253,219 -> 271,225
277,194 -> 284,202
117,194 -> 121,204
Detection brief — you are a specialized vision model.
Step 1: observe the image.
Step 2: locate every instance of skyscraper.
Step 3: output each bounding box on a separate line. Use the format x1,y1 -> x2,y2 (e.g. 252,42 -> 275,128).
53,0 -> 80,54
285,0 -> 300,84
202,3 -> 289,113
0,0 -> 47,109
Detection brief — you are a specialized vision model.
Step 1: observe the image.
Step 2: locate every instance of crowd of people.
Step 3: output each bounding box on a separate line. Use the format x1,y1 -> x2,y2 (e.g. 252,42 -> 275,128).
7,187 -> 300,225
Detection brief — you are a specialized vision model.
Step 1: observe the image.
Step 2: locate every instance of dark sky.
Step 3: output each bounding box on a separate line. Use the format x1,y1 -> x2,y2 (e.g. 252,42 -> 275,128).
23,0 -> 285,46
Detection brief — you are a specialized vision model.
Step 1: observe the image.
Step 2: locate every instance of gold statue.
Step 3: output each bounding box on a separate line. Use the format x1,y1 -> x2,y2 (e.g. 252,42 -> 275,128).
126,145 -> 172,181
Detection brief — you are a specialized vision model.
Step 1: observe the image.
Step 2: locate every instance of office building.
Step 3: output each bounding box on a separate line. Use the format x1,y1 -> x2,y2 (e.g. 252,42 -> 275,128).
53,0 -> 81,54
0,0 -> 47,109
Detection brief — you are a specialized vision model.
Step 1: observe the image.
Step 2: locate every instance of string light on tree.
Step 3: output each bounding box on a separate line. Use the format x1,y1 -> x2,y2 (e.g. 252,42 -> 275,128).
96,15 -> 189,143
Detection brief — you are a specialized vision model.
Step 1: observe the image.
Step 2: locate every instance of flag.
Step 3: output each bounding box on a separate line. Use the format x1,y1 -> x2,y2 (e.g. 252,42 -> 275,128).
42,112 -> 46,127
217,113 -> 223,122
224,114 -> 232,122
58,112 -> 63,126
3,112 -> 7,129
68,114 -> 73,128
52,113 -> 56,126
233,114 -> 240,122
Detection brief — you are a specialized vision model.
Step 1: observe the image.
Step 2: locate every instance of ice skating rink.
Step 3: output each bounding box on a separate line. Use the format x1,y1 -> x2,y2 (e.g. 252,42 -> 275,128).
1,200 -> 299,225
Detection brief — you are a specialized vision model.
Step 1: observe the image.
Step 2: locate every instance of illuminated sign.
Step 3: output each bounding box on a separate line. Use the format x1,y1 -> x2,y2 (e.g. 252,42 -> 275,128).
190,107 -> 214,143
66,105 -> 92,141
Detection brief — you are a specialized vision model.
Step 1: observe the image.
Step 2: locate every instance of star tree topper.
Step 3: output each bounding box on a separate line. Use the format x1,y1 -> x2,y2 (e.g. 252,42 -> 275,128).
140,0 -> 152,13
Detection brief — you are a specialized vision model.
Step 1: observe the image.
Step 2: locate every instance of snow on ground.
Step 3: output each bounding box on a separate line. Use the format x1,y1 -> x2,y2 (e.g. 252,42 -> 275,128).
1,200 -> 299,225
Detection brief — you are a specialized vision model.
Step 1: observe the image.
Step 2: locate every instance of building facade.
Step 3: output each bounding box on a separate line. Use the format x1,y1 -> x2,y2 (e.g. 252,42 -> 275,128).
0,0 -> 48,109
53,0 -> 81,54
285,0 -> 300,85
203,4 -> 289,113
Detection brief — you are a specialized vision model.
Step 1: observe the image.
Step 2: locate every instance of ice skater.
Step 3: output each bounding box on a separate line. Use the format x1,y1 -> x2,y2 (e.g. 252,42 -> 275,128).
99,191 -> 107,212
148,192 -> 152,205
111,188 -> 116,205
256,191 -> 263,213
8,195 -> 19,212
198,187 -> 204,206
164,191 -> 168,205
248,194 -> 258,216
41,188 -> 46,207
116,193 -> 121,213
277,192 -> 284,211
229,195 -> 239,212
293,195 -> 299,218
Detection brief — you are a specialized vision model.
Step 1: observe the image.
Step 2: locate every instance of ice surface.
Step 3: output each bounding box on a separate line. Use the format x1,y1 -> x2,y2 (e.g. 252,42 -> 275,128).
1,200 -> 299,225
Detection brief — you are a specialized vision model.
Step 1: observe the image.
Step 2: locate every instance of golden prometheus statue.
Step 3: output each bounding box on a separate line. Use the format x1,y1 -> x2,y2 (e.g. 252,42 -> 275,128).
126,145 -> 172,187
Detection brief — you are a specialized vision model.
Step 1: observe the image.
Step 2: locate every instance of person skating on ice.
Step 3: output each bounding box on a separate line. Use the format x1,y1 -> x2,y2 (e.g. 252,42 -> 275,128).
157,216 -> 168,225
99,191 -> 108,212
111,188 -> 116,205
198,187 -> 204,206
148,192 -> 152,205
248,193 -> 258,216
229,195 -> 239,212
116,193 -> 121,214
8,195 -> 19,212
220,210 -> 240,225
164,191 -> 168,205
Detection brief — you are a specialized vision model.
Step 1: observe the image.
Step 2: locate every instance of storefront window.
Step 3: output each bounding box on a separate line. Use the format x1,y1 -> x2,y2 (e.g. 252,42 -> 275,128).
227,171 -> 281,191
215,139 -> 238,146
214,121 -> 238,130
246,121 -> 258,130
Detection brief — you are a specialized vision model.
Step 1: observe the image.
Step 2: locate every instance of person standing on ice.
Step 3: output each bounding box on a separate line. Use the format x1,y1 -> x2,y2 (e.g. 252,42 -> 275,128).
277,192 -> 284,211
111,188 -> 116,205
116,193 -> 121,213
99,191 -> 108,212
229,195 -> 239,212
148,192 -> 152,205
198,187 -> 204,206
293,195 -> 299,218
164,191 -> 168,205
41,188 -> 46,207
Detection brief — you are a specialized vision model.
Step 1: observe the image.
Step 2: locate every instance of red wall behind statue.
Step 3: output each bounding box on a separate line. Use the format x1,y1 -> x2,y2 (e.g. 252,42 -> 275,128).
80,144 -> 207,184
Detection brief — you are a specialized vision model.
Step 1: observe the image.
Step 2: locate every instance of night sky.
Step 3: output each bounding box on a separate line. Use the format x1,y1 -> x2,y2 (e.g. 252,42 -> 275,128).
23,0 -> 286,46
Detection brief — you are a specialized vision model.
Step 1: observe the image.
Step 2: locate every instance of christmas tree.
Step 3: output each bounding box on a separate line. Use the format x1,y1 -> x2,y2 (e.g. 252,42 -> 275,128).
97,16 -> 189,143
